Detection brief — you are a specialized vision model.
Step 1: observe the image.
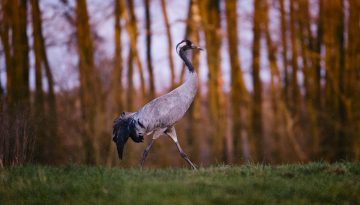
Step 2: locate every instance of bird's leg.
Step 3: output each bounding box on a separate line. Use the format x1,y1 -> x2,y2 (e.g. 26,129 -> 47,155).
174,142 -> 197,170
140,139 -> 155,169
166,127 -> 197,170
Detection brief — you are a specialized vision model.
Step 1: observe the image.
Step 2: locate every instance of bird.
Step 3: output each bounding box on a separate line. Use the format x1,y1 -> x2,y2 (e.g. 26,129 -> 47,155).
112,39 -> 203,169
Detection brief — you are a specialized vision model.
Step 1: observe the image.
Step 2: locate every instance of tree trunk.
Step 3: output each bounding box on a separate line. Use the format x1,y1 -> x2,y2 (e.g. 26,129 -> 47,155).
289,0 -> 300,114
113,0 -> 124,114
251,0 -> 264,162
123,0 -> 146,103
31,0 -> 46,163
10,0 -> 30,108
127,51 -> 135,111
296,0 -> 321,160
279,0 -> 289,106
76,0 -> 102,164
106,0 -> 124,165
225,0 -> 249,163
183,0 -> 204,164
30,0 -> 60,164
0,0 -> 32,166
42,38 -> 59,164
264,0 -> 281,162
160,0 -> 176,89
347,0 -> 360,159
199,0 -> 226,162
323,0 -> 346,161
312,0 -> 324,158
144,0 -> 155,98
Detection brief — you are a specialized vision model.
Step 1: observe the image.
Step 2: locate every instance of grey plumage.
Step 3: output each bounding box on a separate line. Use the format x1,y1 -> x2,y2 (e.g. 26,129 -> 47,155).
113,39 -> 202,169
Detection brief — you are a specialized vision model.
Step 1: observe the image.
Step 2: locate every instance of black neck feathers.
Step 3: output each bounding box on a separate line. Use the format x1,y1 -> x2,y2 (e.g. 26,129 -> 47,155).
179,49 -> 195,73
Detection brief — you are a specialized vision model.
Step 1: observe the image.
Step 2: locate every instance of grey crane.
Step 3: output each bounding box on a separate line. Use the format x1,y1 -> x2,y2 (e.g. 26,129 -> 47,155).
112,39 -> 202,169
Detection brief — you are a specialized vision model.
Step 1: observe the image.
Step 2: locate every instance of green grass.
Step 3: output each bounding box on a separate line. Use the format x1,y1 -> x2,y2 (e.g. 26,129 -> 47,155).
1,162 -> 360,205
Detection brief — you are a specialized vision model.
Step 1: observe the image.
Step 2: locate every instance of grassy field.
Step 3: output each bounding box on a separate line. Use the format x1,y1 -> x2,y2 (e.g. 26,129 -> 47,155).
1,162 -> 359,205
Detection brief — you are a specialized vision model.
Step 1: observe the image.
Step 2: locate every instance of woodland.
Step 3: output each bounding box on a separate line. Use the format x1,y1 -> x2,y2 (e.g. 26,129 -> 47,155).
0,0 -> 359,167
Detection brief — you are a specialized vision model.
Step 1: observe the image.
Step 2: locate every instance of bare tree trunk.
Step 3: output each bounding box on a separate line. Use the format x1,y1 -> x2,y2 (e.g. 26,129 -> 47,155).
225,0 -> 249,163
279,0 -> 289,106
31,0 -> 46,163
323,0 -> 346,161
312,0 -> 324,158
30,0 -> 60,164
296,0 -> 321,160
42,42 -> 59,163
11,0 -> 30,108
183,0 -> 203,164
76,0 -> 102,164
107,0 -> 124,165
289,0 -> 300,114
123,0 -> 146,102
127,51 -> 134,111
199,0 -> 226,162
0,0 -> 32,166
113,0 -> 124,114
336,0 -> 347,160
264,0 -> 281,163
144,0 -> 155,98
160,0 -> 176,89
251,0 -> 264,162
348,0 -> 360,159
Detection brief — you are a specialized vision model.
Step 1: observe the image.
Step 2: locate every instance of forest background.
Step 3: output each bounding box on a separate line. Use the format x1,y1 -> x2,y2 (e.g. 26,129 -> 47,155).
0,0 -> 359,167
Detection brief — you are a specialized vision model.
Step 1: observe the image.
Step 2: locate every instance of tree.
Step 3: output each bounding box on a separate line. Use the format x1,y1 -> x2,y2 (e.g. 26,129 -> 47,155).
279,0 -> 289,105
144,0 -> 155,98
1,0 -> 30,109
123,0 -> 146,109
76,0 -> 103,164
347,0 -> 360,159
30,0 -> 59,164
0,0 -> 33,166
199,0 -> 226,162
323,0 -> 347,160
296,0 -> 321,160
160,0 -> 176,89
183,0 -> 203,164
107,0 -> 125,165
225,0 -> 249,163
289,0 -> 300,114
31,0 -> 48,163
250,0 -> 264,162
112,0 -> 124,114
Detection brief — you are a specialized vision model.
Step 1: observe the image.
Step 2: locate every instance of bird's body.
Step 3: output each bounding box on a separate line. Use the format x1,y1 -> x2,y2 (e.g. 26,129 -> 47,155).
112,40 -> 202,169
134,71 -> 197,135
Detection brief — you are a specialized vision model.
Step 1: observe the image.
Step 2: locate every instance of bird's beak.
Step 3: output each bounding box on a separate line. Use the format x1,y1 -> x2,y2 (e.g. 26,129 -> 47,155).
192,45 -> 204,51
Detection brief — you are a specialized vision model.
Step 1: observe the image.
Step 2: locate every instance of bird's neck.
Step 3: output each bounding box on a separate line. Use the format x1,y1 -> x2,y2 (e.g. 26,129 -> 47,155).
179,51 -> 195,73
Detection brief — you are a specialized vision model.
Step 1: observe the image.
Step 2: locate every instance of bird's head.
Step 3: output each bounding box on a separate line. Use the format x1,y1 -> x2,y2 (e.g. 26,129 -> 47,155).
176,39 -> 203,55
112,112 -> 144,159
176,40 -> 203,72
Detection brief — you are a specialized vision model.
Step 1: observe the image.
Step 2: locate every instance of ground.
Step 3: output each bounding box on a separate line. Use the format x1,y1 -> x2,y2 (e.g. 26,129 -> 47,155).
1,162 -> 359,205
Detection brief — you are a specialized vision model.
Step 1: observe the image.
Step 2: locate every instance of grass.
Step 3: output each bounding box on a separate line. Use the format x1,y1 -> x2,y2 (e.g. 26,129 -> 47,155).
1,162 -> 360,205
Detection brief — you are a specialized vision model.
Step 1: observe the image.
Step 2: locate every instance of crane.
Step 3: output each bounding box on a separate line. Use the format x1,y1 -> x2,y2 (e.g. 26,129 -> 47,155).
112,39 -> 203,169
